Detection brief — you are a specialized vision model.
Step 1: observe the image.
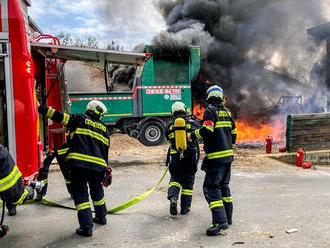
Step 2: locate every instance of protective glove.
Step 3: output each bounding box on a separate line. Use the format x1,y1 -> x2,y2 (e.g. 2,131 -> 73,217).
102,167 -> 112,188
38,105 -> 49,115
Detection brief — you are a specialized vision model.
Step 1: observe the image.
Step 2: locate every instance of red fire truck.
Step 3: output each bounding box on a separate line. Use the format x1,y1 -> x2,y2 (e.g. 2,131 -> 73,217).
0,0 -> 150,179
0,0 -> 66,178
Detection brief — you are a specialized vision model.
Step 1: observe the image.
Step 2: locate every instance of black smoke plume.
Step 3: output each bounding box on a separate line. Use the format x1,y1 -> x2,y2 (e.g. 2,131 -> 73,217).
154,0 -> 330,120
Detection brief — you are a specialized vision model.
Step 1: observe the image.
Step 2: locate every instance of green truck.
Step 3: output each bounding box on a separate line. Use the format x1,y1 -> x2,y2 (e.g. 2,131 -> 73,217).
32,43 -> 200,146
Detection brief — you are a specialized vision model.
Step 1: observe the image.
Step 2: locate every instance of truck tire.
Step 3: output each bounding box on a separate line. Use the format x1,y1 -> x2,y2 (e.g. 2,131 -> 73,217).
139,120 -> 165,146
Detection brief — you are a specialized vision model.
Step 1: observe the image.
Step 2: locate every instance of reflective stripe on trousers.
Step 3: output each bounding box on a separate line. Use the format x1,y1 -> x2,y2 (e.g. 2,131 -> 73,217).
168,181 -> 181,188
93,197 -> 105,206
76,201 -> 91,211
181,189 -> 193,196
209,200 -> 224,209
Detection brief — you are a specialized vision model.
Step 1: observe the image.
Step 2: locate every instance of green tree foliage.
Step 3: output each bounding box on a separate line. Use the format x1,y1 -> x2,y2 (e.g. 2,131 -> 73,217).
56,32 -> 124,51
106,40 -> 124,51
56,32 -> 99,48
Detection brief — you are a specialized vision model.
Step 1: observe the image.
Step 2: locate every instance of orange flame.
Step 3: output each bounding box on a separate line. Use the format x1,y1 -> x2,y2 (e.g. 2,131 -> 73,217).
236,120 -> 285,143
193,104 -> 285,143
193,104 -> 205,120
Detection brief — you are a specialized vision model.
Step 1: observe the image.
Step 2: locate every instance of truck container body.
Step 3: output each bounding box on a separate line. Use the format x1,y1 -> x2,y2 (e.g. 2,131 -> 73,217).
68,45 -> 200,145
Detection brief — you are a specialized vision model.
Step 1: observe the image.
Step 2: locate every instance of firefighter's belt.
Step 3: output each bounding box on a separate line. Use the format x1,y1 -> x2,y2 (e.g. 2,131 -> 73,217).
0,167 -> 169,214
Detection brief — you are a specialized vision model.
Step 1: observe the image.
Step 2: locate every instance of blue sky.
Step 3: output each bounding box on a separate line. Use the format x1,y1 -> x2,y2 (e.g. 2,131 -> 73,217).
29,0 -> 166,50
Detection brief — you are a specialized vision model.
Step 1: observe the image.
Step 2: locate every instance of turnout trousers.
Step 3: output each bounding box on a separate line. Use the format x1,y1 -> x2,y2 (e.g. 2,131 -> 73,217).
203,162 -> 233,225
37,152 -> 72,197
70,166 -> 107,230
168,150 -> 198,209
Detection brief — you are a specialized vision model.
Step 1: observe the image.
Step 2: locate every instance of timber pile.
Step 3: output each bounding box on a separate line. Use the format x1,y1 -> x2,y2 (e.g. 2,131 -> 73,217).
286,113 -> 330,152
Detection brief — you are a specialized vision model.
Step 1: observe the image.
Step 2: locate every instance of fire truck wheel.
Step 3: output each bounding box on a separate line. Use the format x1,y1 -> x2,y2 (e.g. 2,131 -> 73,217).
139,121 -> 165,146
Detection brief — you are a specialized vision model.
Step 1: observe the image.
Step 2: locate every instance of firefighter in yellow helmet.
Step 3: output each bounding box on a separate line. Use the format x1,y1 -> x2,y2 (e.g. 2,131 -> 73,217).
189,85 -> 237,236
165,102 -> 200,215
38,100 -> 110,237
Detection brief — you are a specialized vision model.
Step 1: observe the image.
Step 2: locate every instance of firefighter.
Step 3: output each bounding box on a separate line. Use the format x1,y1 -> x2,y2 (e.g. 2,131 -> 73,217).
0,144 -> 35,237
38,100 -> 110,237
189,85 -> 237,236
166,102 -> 200,216
36,142 -> 72,201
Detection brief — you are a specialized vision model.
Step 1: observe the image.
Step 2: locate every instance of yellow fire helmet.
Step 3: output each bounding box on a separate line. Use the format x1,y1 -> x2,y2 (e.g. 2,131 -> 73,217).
171,101 -> 187,116
86,100 -> 108,117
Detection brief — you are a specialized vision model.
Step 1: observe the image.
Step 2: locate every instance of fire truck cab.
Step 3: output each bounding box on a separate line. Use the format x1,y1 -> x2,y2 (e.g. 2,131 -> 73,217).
0,0 -> 66,178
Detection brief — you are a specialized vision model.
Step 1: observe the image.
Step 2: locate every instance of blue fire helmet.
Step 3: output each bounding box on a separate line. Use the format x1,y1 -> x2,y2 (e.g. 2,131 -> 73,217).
206,85 -> 223,100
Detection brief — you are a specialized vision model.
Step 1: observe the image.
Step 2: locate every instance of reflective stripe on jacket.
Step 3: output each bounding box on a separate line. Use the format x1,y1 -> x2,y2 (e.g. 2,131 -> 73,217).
0,145 -> 26,204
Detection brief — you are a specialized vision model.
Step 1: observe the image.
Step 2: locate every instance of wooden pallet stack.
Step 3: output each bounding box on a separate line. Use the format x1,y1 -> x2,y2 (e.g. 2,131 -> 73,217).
286,113 -> 330,152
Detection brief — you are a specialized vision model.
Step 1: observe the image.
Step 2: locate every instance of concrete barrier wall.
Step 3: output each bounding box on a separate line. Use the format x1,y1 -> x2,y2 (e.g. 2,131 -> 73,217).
286,113 -> 330,152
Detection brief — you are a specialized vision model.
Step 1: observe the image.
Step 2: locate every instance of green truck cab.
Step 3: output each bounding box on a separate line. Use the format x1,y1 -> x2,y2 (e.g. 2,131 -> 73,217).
32,43 -> 200,146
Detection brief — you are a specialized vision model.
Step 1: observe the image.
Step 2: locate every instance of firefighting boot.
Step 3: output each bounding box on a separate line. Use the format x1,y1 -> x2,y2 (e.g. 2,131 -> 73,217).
76,227 -> 93,237
223,201 -> 233,225
6,202 -> 16,216
169,195 -> 178,215
180,192 -> 192,215
206,223 -> 229,236
93,216 -> 107,225
180,207 -> 191,215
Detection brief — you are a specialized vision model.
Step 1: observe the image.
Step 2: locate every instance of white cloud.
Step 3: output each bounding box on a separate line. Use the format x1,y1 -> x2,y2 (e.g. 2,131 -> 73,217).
29,0 -> 47,17
29,0 -> 166,50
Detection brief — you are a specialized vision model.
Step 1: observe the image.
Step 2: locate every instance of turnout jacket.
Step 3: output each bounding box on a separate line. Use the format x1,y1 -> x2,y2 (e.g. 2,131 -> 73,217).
166,118 -> 200,155
191,104 -> 237,163
39,106 -> 110,173
0,145 -> 29,204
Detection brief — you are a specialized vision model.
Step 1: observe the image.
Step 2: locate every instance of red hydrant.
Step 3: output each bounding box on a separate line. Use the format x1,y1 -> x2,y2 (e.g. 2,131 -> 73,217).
296,148 -> 304,167
265,136 -> 272,153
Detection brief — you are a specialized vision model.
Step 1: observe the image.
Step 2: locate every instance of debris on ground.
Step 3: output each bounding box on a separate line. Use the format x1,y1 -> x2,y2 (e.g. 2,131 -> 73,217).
232,241 -> 245,245
285,228 -> 298,234
239,231 -> 274,240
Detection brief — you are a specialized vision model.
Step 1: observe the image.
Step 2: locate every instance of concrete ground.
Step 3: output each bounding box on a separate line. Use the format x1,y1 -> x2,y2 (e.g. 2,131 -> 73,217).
1,155 -> 330,248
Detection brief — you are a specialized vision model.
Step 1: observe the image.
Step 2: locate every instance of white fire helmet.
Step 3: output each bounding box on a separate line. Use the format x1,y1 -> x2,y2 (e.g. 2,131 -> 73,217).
206,85 -> 223,100
86,100 -> 108,117
171,101 -> 187,115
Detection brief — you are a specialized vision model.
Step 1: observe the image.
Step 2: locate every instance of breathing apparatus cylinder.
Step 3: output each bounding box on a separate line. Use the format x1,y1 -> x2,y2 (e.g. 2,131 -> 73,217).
174,118 -> 187,154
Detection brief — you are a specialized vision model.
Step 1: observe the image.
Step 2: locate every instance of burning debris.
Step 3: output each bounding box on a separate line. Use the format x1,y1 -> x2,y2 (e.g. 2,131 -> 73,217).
193,103 -> 285,144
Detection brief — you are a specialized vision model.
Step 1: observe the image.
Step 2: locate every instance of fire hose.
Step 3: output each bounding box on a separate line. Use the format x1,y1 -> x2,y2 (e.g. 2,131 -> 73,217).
0,166 -> 169,215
